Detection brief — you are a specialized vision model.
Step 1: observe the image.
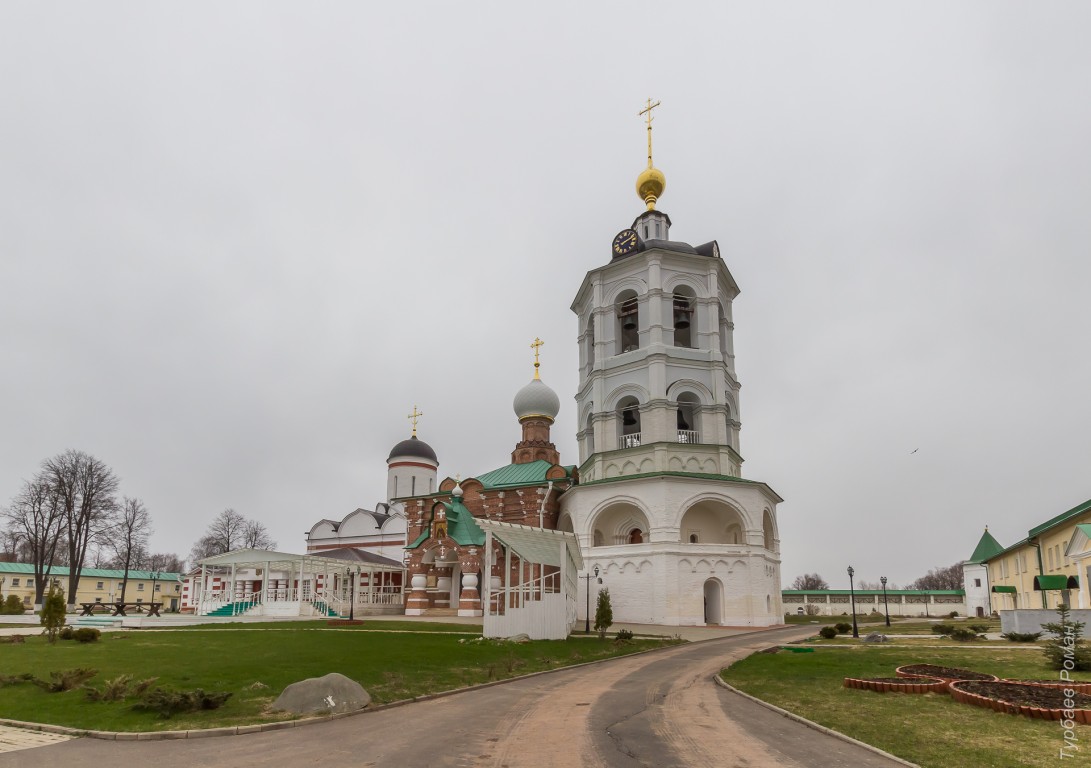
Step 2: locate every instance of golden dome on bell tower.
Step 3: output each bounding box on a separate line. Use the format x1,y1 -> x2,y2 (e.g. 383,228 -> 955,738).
636,98 -> 665,210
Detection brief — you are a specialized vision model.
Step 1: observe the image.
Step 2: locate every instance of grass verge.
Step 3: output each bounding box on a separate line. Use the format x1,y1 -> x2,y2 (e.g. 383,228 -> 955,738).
0,628 -> 677,732
722,645 -> 1089,768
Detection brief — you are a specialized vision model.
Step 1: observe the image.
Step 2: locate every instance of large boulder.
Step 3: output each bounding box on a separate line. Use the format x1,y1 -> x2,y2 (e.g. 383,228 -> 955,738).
272,672 -> 370,715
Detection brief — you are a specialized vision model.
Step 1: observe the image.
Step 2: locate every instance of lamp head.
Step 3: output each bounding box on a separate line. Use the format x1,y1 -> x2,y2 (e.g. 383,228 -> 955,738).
593,565 -> 600,577
880,576 -> 887,586
847,566 -> 854,577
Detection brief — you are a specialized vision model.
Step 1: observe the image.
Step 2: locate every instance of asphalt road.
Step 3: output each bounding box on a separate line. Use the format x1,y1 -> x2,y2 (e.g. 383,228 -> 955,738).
6,627 -> 909,768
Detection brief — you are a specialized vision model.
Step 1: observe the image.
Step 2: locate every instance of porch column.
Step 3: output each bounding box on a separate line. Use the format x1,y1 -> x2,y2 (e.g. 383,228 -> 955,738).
230,562 -> 237,615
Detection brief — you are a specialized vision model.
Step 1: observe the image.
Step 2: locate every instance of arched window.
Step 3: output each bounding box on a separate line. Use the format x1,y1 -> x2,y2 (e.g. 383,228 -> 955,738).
718,301 -> 729,357
585,413 -> 595,455
677,392 -> 700,444
586,316 -> 596,373
673,287 -> 696,348
617,396 -> 641,449
763,511 -> 776,551
688,533 -> 699,544
615,290 -> 640,354
593,530 -> 604,547
628,528 -> 644,544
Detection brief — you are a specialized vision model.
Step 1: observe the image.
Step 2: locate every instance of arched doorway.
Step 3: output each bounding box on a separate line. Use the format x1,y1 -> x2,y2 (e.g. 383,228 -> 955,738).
703,579 -> 722,625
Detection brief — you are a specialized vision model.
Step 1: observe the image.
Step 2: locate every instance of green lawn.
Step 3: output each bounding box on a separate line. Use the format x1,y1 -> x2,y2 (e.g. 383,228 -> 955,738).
722,645 -> 1087,768
0,628 -> 677,732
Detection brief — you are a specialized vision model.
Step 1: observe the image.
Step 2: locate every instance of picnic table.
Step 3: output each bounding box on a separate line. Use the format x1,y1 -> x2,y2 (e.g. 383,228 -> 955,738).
78,601 -> 163,617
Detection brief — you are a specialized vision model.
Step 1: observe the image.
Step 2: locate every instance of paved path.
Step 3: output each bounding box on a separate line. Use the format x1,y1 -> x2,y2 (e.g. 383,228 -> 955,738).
5,626 -> 907,768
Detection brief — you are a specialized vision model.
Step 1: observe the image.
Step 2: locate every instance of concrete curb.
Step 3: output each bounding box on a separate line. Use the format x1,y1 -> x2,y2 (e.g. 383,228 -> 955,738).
713,675 -> 921,768
1,627 -> 794,742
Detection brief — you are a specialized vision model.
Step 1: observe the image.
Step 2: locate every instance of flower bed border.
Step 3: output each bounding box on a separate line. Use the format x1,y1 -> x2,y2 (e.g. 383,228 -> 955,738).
1001,679 -> 1091,695
843,675 -> 947,694
949,681 -> 1091,723
894,664 -> 998,684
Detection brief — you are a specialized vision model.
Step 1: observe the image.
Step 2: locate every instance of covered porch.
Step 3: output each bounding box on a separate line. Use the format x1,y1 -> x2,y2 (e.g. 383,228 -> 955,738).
480,520 -> 582,640
193,548 -> 405,618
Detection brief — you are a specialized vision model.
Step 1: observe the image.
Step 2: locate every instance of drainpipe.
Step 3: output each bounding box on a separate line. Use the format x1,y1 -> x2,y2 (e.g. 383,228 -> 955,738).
1031,539 -> 1047,608
539,481 -> 554,529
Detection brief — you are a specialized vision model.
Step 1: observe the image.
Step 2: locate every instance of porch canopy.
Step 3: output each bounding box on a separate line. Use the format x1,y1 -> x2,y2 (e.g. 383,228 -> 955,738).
1034,574 -> 1080,591
992,586 -> 1017,593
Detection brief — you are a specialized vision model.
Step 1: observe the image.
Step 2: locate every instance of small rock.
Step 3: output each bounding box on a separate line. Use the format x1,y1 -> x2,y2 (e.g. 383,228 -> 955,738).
506,633 -> 531,643
863,632 -> 888,643
272,672 -> 370,715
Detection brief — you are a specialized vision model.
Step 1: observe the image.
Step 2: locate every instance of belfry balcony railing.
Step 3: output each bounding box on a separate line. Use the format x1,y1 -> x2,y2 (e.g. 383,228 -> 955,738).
621,433 -> 642,449
677,430 -> 699,444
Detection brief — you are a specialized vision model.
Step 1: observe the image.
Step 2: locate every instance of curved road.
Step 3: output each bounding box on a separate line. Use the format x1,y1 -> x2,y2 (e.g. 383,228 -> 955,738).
9,627 -> 906,768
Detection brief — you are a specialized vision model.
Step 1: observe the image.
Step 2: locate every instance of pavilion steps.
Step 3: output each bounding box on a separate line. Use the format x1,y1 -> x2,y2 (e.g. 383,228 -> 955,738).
207,602 -> 258,617
71,616 -> 123,628
420,608 -> 458,617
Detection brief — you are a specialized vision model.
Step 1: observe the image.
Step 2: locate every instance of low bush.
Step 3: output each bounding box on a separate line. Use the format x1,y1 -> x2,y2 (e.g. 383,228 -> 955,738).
818,626 -> 838,639
1,594 -> 24,614
967,624 -> 991,634
615,629 -> 634,643
834,622 -> 852,634
59,626 -> 76,640
134,687 -> 232,718
948,628 -> 983,642
34,668 -> 98,692
947,611 -> 958,619
0,634 -> 26,645
1001,631 -> 1043,643
930,624 -> 956,635
74,627 -> 101,643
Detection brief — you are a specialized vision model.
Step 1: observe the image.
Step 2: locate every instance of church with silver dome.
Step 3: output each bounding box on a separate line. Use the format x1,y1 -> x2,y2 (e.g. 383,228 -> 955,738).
311,103 -> 783,626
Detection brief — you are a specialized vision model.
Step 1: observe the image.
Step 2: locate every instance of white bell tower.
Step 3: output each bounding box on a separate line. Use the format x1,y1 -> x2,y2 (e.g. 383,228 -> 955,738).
560,101 -> 783,627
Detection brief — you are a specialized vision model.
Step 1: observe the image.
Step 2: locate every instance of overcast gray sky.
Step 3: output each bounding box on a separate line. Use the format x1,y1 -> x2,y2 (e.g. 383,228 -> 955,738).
2,3 -> 1088,588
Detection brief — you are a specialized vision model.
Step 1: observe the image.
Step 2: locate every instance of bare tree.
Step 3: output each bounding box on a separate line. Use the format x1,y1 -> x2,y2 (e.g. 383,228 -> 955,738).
3,474 -> 65,606
858,580 -> 898,591
109,497 -> 152,602
910,563 -> 963,591
189,509 -> 275,564
1,524 -> 32,562
41,450 -> 120,607
243,519 -> 275,550
146,552 -> 185,573
790,573 -> 829,590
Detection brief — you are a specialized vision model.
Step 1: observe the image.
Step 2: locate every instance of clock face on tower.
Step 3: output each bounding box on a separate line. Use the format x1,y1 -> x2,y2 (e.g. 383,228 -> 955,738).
612,228 -> 640,257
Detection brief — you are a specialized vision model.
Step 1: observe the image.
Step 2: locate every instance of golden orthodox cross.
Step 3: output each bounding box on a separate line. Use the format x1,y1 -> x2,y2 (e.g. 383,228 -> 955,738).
530,337 -> 544,379
639,98 -> 661,168
408,405 -> 423,437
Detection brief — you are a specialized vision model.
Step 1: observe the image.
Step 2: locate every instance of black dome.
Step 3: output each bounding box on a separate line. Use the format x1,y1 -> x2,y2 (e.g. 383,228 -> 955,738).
387,435 -> 438,463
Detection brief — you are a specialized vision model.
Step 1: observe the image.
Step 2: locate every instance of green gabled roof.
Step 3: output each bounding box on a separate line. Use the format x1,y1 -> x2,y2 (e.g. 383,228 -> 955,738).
1028,497 -> 1091,539
968,528 -> 1005,564
474,460 -> 574,490
0,562 -> 181,580
406,496 -> 486,550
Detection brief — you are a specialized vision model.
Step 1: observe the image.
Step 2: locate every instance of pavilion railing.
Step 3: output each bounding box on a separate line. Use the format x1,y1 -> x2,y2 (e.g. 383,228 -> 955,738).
487,570 -> 561,615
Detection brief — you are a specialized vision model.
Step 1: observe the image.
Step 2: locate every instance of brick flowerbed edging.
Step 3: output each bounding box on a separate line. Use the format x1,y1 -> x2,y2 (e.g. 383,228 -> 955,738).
843,675 -> 947,694
949,681 -> 1091,723
894,664 -> 998,684
1002,679 -> 1091,695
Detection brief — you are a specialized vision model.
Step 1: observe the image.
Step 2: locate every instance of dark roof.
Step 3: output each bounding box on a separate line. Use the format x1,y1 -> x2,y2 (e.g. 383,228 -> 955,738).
311,548 -> 403,568
387,435 -> 438,463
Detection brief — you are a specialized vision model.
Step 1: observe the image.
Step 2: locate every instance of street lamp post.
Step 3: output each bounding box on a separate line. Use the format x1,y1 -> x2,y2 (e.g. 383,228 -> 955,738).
846,566 -> 859,638
151,571 -> 160,613
581,565 -> 601,633
880,576 -> 891,627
